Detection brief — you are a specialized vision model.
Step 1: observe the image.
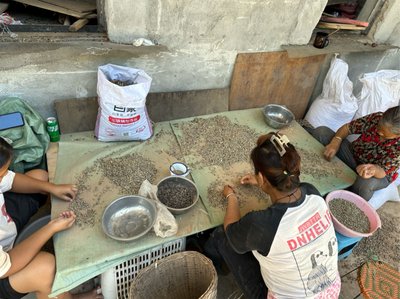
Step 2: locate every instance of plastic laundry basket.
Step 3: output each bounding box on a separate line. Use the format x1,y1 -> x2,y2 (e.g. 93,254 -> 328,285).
128,251 -> 218,299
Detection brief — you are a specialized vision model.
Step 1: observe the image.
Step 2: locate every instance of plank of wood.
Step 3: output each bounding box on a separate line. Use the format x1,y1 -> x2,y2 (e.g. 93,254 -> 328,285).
317,21 -> 367,31
320,16 -> 369,27
229,51 -> 326,119
54,97 -> 98,134
147,88 -> 229,122
68,18 -> 89,32
40,0 -> 96,13
13,0 -> 92,18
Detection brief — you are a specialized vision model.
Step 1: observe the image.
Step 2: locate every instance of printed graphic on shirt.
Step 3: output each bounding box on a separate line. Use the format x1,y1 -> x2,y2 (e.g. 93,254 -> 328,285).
1,204 -> 12,223
287,210 -> 337,296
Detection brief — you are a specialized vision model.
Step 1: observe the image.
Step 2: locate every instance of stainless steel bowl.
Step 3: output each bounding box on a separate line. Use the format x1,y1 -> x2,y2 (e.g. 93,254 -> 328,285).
156,176 -> 199,215
102,195 -> 157,241
262,104 -> 295,129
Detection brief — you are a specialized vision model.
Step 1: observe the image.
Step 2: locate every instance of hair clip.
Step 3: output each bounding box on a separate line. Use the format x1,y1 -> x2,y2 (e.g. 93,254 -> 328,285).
270,133 -> 290,157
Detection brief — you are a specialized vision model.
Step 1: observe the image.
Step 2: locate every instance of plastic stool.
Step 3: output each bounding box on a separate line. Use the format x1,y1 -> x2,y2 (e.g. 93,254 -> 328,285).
336,231 -> 362,260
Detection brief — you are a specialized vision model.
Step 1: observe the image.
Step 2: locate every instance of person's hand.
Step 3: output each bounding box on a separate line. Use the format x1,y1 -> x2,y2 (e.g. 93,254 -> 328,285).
223,185 -> 235,199
240,173 -> 258,186
323,139 -> 341,161
48,211 -> 76,233
356,164 -> 376,179
50,184 -> 78,201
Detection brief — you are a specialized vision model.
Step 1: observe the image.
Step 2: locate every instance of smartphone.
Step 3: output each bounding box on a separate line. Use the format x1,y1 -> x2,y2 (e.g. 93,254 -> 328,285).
0,112 -> 25,131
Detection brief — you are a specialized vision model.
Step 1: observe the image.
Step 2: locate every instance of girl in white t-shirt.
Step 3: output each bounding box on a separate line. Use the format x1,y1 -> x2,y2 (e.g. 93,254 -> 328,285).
0,137 -> 102,299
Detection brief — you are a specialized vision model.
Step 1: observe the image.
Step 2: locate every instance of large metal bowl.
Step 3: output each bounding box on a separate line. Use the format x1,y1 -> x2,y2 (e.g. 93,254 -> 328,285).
262,104 -> 295,129
102,195 -> 157,241
156,176 -> 199,215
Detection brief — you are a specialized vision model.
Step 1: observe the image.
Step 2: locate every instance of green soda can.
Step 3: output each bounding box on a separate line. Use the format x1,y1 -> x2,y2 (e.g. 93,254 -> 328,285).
46,117 -> 60,142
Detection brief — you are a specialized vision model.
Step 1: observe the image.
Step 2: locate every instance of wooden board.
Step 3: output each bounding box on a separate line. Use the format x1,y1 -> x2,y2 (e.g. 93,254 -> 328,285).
317,21 -> 367,31
229,51 -> 326,119
13,0 -> 94,18
320,16 -> 369,27
40,0 -> 96,13
54,97 -> 98,134
147,88 -> 229,122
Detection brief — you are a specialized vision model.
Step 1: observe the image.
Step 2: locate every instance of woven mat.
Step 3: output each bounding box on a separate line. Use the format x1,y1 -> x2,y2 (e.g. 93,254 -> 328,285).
358,260 -> 400,299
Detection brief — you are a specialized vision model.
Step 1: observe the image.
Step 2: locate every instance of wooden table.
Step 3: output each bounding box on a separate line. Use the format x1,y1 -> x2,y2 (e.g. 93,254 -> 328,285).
48,109 -> 356,296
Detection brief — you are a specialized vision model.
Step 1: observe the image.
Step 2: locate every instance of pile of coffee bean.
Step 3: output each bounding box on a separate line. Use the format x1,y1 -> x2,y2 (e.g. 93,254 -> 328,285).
207,180 -> 269,210
110,79 -> 135,86
71,151 -> 157,229
297,148 -> 343,179
353,211 -> 399,267
177,116 -> 259,167
329,198 -> 370,233
69,197 -> 96,228
97,153 -> 157,194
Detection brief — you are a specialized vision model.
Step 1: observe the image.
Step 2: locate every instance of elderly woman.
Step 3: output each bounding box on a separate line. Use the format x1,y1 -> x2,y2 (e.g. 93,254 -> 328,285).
204,132 -> 340,299
309,105 -> 400,200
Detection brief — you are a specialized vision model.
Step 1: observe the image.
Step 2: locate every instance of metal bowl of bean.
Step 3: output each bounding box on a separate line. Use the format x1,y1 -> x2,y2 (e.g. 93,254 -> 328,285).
156,176 -> 199,215
102,195 -> 157,242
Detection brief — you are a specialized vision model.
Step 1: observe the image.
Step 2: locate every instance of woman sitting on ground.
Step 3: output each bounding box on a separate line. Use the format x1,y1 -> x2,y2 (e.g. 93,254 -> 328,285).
308,105 -> 400,201
205,132 -> 340,299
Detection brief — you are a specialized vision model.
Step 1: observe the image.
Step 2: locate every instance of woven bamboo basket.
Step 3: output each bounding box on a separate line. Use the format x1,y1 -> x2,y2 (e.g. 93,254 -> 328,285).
128,251 -> 218,299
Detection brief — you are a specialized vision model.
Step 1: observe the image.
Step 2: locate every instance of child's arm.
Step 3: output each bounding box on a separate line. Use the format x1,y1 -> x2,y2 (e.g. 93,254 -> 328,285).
1,211 -> 76,277
11,173 -> 77,201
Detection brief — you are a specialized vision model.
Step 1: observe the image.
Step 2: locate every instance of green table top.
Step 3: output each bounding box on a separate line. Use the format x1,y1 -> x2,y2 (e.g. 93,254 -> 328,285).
50,108 -> 356,296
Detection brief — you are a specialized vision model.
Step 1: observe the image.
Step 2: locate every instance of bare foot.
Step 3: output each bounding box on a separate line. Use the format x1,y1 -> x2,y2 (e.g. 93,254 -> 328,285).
72,287 -> 103,299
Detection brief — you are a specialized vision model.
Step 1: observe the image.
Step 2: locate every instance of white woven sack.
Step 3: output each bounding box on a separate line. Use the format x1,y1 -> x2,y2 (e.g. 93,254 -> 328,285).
305,57 -> 358,131
95,64 -> 153,141
354,70 -> 400,120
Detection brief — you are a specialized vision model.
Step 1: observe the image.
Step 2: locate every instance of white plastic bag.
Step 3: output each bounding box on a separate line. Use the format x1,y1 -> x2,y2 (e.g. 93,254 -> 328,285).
354,70 -> 400,119
305,56 -> 358,131
138,180 -> 178,238
369,183 -> 400,210
95,64 -> 153,141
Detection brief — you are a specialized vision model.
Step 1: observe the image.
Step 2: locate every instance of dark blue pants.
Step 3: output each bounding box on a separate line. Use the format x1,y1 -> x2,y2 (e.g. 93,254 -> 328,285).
307,126 -> 390,200
204,226 -> 267,299
4,191 -> 47,233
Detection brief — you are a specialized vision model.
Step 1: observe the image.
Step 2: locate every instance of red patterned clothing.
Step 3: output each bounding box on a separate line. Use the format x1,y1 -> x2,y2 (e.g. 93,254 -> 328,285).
349,112 -> 400,182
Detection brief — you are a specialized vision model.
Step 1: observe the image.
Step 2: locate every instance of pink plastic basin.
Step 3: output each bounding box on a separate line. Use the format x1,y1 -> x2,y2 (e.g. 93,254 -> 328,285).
326,190 -> 381,238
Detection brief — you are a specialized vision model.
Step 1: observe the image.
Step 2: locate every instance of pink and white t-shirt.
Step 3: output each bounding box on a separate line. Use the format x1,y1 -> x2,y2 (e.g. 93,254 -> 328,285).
226,183 -> 340,299
0,170 -> 17,276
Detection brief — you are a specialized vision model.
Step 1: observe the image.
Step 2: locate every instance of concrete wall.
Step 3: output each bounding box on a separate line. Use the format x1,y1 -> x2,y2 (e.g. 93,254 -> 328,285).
368,0 -> 400,47
0,0 -> 399,118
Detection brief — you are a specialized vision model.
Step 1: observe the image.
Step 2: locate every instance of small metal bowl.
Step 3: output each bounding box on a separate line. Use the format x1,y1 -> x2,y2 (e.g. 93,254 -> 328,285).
102,195 -> 157,241
157,176 -> 199,215
262,104 -> 295,129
